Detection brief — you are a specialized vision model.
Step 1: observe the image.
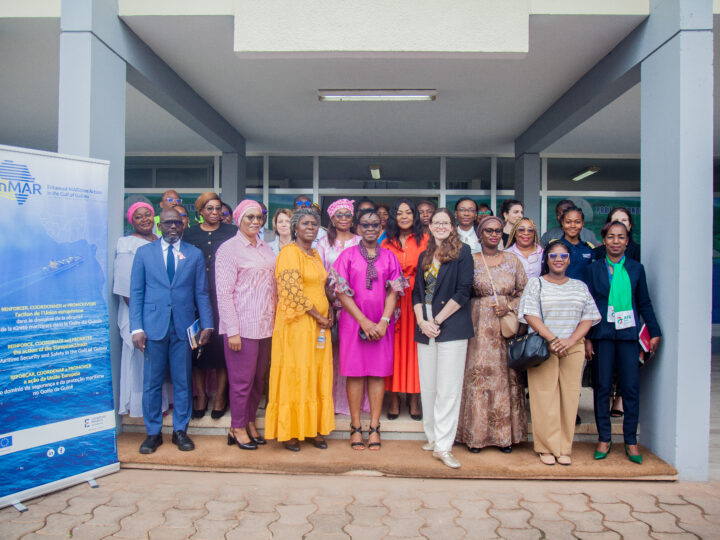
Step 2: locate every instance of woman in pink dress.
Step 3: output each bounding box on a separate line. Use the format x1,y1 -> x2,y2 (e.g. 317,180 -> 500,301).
316,199 -> 364,416
331,208 -> 406,450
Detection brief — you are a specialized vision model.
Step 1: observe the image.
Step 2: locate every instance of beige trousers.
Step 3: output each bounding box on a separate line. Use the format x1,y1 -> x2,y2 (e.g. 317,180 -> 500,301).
527,339 -> 585,457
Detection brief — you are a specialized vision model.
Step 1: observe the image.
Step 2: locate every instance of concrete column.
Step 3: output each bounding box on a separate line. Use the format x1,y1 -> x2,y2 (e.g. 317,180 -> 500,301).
221,152 -> 246,208
639,7 -> 713,480
57,1 -> 127,418
513,153 -> 540,223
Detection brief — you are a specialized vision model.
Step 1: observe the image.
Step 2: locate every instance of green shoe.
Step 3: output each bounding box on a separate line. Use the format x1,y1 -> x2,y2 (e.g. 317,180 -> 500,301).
594,441 -> 612,460
625,443 -> 643,464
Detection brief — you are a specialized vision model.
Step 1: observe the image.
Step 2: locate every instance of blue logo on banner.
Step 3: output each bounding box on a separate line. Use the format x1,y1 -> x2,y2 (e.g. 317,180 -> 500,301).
0,160 -> 42,205
0,435 -> 13,448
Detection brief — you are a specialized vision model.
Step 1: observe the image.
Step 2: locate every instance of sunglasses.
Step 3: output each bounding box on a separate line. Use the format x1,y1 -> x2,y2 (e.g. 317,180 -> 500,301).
548,252 -> 570,261
204,205 -> 222,212
295,200 -> 312,207
517,227 -> 535,234
161,219 -> 183,227
333,212 -> 353,219
477,210 -> 492,216
360,223 -> 381,230
244,214 -> 264,222
482,228 -> 503,235
164,197 -> 182,204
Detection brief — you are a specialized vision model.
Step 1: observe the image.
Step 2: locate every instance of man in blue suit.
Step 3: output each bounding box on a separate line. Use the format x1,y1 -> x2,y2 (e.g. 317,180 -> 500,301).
130,208 -> 213,454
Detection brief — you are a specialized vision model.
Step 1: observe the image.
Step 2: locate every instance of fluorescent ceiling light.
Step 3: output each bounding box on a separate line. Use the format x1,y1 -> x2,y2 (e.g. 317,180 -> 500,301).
572,166 -> 600,182
369,165 -> 381,180
318,89 -> 437,102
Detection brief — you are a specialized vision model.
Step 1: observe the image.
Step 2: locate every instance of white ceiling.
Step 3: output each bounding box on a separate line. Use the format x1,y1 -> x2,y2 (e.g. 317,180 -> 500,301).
0,12 -> 716,157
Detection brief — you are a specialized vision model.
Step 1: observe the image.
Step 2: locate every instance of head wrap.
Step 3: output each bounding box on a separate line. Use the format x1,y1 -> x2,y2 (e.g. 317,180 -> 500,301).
476,215 -> 503,234
195,191 -> 221,213
327,198 -> 355,219
126,202 -> 154,225
233,199 -> 262,225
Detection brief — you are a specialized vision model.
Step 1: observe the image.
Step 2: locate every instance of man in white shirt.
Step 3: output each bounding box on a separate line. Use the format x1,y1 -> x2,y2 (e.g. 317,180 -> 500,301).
455,198 -> 482,254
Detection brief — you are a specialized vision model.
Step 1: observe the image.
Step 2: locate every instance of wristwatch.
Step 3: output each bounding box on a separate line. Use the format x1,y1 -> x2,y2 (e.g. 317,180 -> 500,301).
433,318 -> 441,326
381,316 -> 391,324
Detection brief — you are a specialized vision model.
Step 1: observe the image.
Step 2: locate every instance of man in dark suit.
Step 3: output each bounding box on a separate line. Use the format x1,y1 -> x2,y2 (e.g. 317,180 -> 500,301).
130,208 -> 214,454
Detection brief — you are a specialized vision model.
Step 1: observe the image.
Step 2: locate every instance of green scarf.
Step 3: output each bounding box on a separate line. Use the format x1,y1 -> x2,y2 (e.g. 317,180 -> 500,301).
606,256 -> 632,313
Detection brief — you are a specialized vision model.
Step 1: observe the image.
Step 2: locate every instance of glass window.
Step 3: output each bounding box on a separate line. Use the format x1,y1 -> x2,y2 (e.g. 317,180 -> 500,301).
319,157 -> 440,190
547,196 -> 640,244
125,168 -> 152,188
268,194 -> 297,231
446,158 -> 491,190
156,167 -> 212,189
269,156 -> 313,189
245,156 -> 263,189
547,158 -> 640,191
125,156 -> 214,189
497,158 -> 515,190
445,195 -> 492,214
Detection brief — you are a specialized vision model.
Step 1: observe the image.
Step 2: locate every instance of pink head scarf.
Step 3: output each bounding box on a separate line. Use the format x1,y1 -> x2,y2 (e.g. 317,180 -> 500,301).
232,199 -> 262,225
126,202 -> 154,225
327,198 -> 355,219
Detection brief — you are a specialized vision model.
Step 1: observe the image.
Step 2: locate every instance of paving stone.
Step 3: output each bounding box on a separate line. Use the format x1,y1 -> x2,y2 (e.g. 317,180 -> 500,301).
162,507 -> 207,528
173,492 -> 216,510
213,485 -> 251,504
16,533 -> 69,540
617,492 -> 662,513
35,512 -> 91,535
350,489 -> 386,506
384,497 -> 423,518
586,491 -> 621,504
515,487 -> 551,503
114,512 -> 165,538
204,499 -> 243,521
451,498 -> 492,520
560,509 -> 606,532
414,489 -> 455,509
343,524 -> 389,538
675,519 -> 718,539
89,504 -> 137,527
382,515 -> 425,537
107,490 -> 145,507
225,511 -> 276,540
65,492 -> 113,515
651,534 -> 700,540
487,508 -> 532,529
244,492 -> 285,513
274,503 -> 315,526
304,533 -> 350,540
548,493 -> 590,512
282,487 -> 321,505
495,528 -> 542,540
683,493 -> 720,515
148,526 -> 198,540
312,495 -> 353,515
631,511 -> 685,533
0,519 -> 43,537
456,517 -> 501,539
346,503 -> 388,525
574,532 -> 621,540
70,523 -> 120,540
590,502 -> 634,522
529,518 -> 576,539
135,498 -> 177,515
520,500 -> 563,521
191,518 -> 238,539
653,491 -> 688,505
604,519 -> 654,539
308,511 -> 352,533
417,508 -> 464,539
19,498 -> 70,520
485,491 -> 522,510
659,502 -> 708,525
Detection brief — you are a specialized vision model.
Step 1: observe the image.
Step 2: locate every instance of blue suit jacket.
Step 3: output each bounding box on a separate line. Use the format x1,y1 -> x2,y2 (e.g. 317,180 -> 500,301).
129,239 -> 213,341
583,257 -> 661,341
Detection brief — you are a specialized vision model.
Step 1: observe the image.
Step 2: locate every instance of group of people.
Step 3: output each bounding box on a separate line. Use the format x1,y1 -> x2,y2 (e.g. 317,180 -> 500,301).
116,191 -> 661,469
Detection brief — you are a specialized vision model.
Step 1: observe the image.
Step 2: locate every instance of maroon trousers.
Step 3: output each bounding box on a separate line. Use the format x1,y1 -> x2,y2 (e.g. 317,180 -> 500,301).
223,336 -> 270,429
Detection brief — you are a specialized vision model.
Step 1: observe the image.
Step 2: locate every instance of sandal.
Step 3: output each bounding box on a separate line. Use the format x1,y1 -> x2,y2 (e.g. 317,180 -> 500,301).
539,453 -> 556,465
368,424 -> 381,451
350,425 -> 365,451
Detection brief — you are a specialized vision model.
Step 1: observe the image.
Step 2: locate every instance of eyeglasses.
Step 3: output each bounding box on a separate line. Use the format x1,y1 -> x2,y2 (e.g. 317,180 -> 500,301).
161,219 -> 183,227
360,223 -> 381,230
457,207 -> 476,214
517,227 -> 535,234
334,212 -> 353,219
221,211 -> 230,216
548,253 -> 570,261
164,197 -> 182,204
482,228 -> 503,235
477,210 -> 492,216
431,221 -> 452,228
295,200 -> 312,207
204,205 -> 222,212
244,214 -> 264,222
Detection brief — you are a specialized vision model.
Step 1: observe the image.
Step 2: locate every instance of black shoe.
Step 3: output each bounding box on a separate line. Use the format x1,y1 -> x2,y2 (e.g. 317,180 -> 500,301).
410,413 -> 423,421
192,396 -> 208,419
139,434 -> 162,454
311,436 -> 328,449
498,446 -> 512,454
387,412 -> 399,420
467,445 -> 481,454
247,428 -> 266,445
227,431 -> 257,450
210,404 -> 228,420
576,414 -> 582,425
171,430 -> 195,451
283,439 -> 301,452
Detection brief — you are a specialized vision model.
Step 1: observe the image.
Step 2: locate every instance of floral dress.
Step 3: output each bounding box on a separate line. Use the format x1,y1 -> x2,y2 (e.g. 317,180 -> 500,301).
455,252 -> 528,449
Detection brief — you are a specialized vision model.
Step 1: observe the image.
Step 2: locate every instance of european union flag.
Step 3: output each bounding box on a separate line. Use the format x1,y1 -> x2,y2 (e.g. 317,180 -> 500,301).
0,435 -> 12,448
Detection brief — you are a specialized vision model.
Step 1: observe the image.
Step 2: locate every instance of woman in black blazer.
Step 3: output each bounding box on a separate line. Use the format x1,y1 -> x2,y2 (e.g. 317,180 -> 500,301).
584,221 -> 661,464
412,209 -> 474,469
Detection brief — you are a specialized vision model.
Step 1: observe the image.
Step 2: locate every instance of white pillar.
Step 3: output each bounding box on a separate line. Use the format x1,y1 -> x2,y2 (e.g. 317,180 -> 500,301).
639,6 -> 713,480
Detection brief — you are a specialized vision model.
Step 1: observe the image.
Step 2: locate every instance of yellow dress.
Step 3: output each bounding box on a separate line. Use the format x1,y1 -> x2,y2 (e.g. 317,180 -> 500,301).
265,243 -> 335,441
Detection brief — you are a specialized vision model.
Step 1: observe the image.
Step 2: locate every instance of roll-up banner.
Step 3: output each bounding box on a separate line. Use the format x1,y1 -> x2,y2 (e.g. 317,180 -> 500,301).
0,145 -> 118,508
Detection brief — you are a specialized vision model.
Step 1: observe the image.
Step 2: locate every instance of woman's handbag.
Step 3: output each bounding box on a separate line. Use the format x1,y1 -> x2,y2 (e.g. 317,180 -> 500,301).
480,251 -> 519,338
507,278 -> 550,371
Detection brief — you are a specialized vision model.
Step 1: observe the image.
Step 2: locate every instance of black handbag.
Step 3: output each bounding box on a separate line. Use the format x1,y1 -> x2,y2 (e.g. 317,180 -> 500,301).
507,278 -> 550,371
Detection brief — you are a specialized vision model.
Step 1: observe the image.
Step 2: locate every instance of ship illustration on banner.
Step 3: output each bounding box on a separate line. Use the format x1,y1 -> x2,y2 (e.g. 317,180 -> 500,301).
0,160 -> 42,205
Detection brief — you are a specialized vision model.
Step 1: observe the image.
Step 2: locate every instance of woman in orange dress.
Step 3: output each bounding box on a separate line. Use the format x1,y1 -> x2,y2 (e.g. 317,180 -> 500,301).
382,198 -> 428,420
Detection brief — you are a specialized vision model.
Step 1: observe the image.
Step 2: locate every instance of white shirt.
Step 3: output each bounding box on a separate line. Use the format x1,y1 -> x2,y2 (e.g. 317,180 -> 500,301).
457,226 -> 482,254
161,238 -> 182,269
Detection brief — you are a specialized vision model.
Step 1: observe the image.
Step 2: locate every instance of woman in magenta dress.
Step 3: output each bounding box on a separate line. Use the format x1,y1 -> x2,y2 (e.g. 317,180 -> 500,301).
331,208 -> 406,450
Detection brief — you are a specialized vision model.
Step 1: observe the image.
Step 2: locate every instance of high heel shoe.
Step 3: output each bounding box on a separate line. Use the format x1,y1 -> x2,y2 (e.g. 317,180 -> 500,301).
350,425 -> 365,451
407,394 -> 422,421
211,403 -> 228,420
367,424 -> 381,451
625,443 -> 642,464
246,427 -> 266,445
594,441 -> 612,460
192,395 -> 208,419
227,430 -> 257,450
